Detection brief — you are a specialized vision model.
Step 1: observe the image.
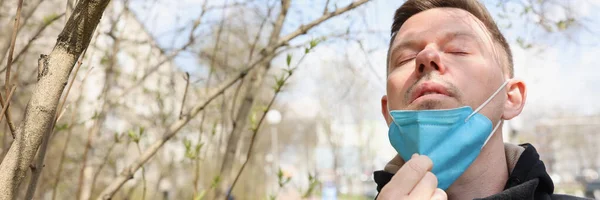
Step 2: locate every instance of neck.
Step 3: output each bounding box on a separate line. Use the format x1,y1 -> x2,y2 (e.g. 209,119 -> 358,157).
445,129 -> 508,200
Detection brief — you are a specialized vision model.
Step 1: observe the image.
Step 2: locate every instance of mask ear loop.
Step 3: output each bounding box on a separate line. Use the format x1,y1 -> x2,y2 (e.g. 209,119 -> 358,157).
482,120 -> 503,148
465,80 -> 510,122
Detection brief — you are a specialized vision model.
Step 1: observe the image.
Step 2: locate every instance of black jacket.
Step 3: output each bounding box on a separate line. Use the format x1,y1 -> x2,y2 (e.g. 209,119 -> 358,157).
373,144 -> 590,200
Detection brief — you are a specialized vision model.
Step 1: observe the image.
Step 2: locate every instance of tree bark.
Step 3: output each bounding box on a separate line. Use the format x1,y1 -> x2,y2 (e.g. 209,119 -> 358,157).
0,0 -> 110,199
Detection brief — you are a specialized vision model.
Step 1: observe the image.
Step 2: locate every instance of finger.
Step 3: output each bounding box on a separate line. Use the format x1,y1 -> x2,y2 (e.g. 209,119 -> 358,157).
431,188 -> 448,200
389,155 -> 433,195
408,171 -> 437,200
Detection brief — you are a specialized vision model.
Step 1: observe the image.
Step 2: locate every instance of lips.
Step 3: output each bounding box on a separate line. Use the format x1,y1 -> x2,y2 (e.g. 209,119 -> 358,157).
409,82 -> 452,103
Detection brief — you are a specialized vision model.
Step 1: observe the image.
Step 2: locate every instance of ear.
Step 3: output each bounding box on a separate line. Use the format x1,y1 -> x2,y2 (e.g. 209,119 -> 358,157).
381,95 -> 392,125
502,79 -> 527,120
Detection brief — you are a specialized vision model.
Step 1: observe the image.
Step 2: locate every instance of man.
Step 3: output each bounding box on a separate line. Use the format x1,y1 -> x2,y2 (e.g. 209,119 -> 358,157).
374,0 -> 587,199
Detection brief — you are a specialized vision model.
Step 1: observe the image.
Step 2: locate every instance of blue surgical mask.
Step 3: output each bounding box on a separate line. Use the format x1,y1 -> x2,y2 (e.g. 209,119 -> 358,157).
387,80 -> 509,190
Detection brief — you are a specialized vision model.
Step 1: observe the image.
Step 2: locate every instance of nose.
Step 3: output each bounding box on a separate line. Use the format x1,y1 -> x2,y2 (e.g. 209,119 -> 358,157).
415,45 -> 446,75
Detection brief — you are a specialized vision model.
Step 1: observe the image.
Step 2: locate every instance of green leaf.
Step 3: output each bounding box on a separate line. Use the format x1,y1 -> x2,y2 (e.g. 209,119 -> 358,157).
42,13 -> 60,25
211,122 -> 217,135
556,18 -> 575,31
183,138 -> 192,150
211,175 -> 221,188
277,168 -> 283,179
55,123 -> 69,131
100,56 -> 109,65
286,54 -> 292,67
310,39 -> 318,49
139,127 -> 145,136
194,190 -> 206,200
305,48 -> 309,54
127,130 -> 138,142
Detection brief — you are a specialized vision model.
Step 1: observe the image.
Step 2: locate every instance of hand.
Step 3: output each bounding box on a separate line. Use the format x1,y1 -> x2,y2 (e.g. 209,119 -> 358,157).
377,154 -> 447,200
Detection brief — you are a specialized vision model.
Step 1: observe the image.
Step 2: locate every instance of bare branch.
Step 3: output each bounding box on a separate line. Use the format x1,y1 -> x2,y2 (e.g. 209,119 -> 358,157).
96,52 -> 275,200
219,1 -> 373,197
179,72 -> 190,119
89,133 -> 122,197
0,0 -> 45,64
116,2 -> 210,99
0,86 -> 16,123
0,13 -> 66,74
134,142 -> 147,200
3,0 -> 24,123
77,31 -> 118,200
323,0 -> 331,15
276,0 -> 371,47
0,0 -> 110,198
57,66 -> 94,122
0,86 -> 16,138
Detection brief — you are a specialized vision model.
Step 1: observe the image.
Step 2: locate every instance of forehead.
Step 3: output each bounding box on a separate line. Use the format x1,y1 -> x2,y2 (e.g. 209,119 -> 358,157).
392,8 -> 492,46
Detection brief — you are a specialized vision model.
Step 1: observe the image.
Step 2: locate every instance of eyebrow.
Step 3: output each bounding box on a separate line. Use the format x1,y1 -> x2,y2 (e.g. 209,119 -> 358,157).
389,30 -> 479,63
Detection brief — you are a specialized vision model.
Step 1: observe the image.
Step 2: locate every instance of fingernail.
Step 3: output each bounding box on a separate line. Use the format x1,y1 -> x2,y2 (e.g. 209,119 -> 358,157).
412,153 -> 418,159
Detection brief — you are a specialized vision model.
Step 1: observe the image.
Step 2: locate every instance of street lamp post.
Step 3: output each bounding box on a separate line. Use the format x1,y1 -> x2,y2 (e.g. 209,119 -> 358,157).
266,110 -> 282,193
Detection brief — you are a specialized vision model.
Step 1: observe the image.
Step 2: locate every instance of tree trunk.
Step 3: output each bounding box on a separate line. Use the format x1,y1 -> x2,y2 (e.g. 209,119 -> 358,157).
0,0 -> 110,199
217,1 -> 291,197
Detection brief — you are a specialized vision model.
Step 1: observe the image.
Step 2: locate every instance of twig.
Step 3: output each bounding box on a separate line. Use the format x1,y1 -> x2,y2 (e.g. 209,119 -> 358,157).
5,0 -> 24,99
56,66 -> 94,123
0,88 -> 16,138
195,0 -> 229,138
0,86 -> 16,123
115,1 -> 210,100
89,134 -> 123,197
276,0 -> 371,47
228,0 -> 274,123
77,11 -> 119,198
55,46 -> 89,122
0,13 -> 65,73
76,45 -> 115,200
179,72 -> 190,119
51,104 -> 76,200
229,78 -> 244,123
135,142 -> 146,200
0,0 -> 45,64
323,0 -> 331,15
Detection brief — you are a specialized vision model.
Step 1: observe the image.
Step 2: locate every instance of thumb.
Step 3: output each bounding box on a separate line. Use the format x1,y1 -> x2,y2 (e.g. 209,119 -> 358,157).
431,188 -> 447,200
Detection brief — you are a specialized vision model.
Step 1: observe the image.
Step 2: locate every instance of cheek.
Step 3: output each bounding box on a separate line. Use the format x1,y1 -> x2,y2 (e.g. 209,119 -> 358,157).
386,71 -> 412,105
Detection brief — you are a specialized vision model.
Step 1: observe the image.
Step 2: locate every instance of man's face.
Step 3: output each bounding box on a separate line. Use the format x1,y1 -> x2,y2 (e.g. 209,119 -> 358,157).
383,8 -> 507,123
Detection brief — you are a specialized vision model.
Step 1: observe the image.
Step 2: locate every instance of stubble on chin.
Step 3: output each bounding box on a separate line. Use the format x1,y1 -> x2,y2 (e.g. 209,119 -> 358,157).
416,100 -> 441,110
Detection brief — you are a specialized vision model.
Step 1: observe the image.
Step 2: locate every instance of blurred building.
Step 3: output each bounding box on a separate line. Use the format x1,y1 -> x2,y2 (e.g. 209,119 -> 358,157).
522,116 -> 600,196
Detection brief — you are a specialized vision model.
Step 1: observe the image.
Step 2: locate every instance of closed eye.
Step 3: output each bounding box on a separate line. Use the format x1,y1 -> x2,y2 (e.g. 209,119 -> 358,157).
397,57 -> 415,66
447,51 -> 469,55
